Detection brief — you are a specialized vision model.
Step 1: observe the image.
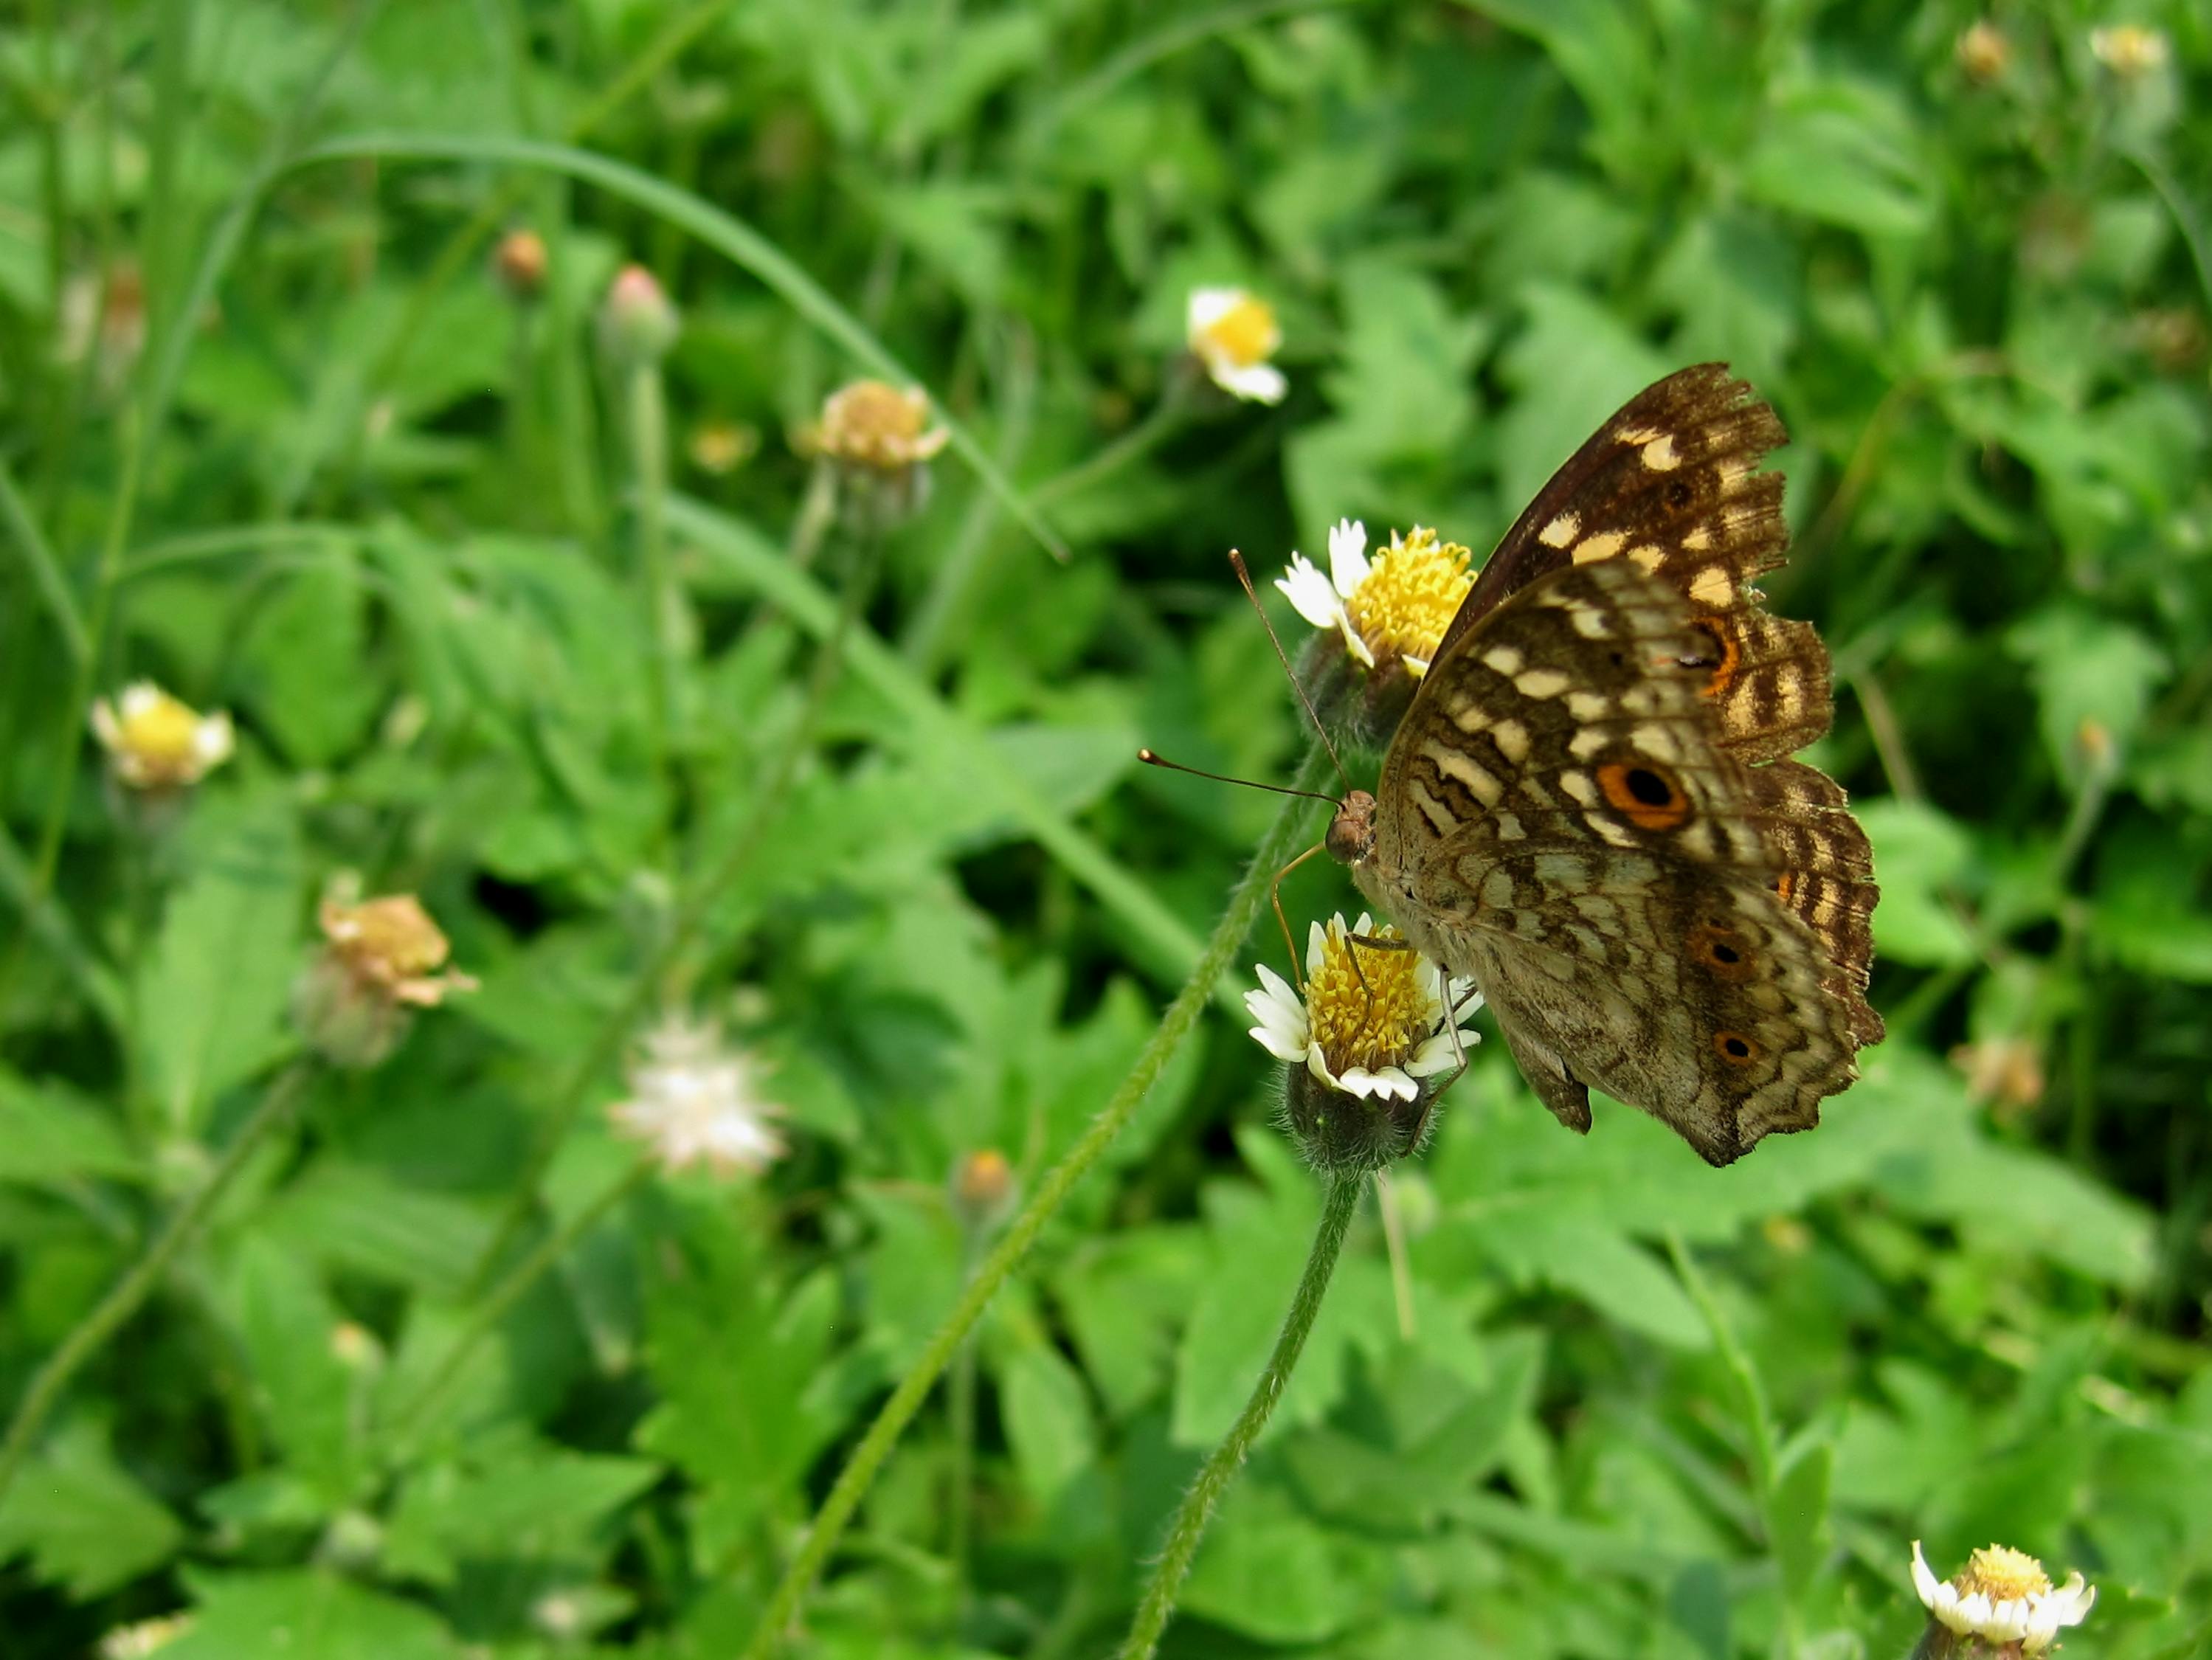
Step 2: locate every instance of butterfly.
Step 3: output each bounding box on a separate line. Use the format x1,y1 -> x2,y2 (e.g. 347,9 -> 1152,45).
1324,364 -> 1883,1166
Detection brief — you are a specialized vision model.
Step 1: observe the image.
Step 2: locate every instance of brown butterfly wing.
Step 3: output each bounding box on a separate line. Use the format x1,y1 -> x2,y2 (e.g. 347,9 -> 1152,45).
1355,557 -> 1867,1165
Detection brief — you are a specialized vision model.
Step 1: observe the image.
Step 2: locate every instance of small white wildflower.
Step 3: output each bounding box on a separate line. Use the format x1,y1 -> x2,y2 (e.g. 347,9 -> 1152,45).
1911,1539 -> 2096,1656
89,681 -> 234,791
609,1015 -> 787,1178
1274,521 -> 1474,681
1246,913 -> 1480,1103
1186,287 -> 1287,404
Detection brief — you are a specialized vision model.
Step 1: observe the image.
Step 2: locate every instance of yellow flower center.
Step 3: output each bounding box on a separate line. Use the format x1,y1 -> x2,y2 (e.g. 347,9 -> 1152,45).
1197,296 -> 1279,367
1306,922 -> 1433,1076
1344,527 -> 1474,670
1957,1545 -> 2052,1603
119,692 -> 207,767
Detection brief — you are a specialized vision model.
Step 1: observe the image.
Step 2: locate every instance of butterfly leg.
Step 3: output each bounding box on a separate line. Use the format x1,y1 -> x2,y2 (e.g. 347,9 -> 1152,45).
1269,843 -> 1330,986
1404,981 -> 1479,1152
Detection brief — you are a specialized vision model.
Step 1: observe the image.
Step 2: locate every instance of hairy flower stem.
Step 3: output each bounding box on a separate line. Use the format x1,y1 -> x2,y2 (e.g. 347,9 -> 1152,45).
1116,1172 -> 1361,1660
742,742 -> 1333,1657
0,1062 -> 312,1504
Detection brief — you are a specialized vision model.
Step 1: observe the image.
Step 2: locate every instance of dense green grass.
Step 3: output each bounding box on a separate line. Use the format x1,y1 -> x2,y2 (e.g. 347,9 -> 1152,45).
2,1 -> 2210,1656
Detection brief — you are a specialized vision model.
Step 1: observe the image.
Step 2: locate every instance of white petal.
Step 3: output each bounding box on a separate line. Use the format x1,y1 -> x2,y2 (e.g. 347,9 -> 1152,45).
1186,287 -> 1242,336
1306,919 -> 1332,979
196,712 -> 235,767
1404,1033 -> 1462,1077
1305,1047 -> 1345,1092
1402,652 -> 1433,678
89,699 -> 120,747
1984,1597 -> 2030,1641
1948,1591 -> 1991,1635
119,682 -> 162,719
1213,360 -> 1286,404
1327,519 -> 1371,597
1276,553 -> 1347,630
1338,618 -> 1377,667
1909,1543 -> 1942,1610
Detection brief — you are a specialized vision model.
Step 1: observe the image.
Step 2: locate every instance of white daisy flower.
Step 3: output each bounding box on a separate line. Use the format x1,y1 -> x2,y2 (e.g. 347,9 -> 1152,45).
1273,521 -> 1473,681
89,681 -> 234,791
1911,1540 -> 2096,1656
1186,286 -> 1288,404
1245,913 -> 1480,1102
609,1014 -> 787,1179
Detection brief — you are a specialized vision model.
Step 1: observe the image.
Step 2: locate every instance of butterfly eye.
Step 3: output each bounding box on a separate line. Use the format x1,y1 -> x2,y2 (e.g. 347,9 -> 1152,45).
1712,1030 -> 1762,1066
1596,760 -> 1692,831
1687,921 -> 1757,982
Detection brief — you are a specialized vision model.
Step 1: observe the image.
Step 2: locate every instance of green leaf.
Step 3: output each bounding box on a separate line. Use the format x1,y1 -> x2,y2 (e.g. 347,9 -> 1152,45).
1741,79 -> 1933,238
0,1071 -> 141,1187
1769,1434 -> 1833,1600
994,1338 -> 1097,1511
165,1568 -> 466,1660
1493,286 -> 1670,512
2006,609 -> 2168,781
1179,1481 -> 1391,1643
227,1237 -> 371,1511
384,1442 -> 659,1585
1854,798 -> 1979,968
136,788 -> 303,1132
0,1421 -> 184,1597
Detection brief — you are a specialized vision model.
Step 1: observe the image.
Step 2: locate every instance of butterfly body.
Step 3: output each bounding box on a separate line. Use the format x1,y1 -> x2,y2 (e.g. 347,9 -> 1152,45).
1329,365 -> 1881,1166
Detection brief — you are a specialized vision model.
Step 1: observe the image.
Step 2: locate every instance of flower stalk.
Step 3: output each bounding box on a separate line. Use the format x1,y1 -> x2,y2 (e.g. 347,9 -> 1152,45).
0,1062 -> 313,1504
1116,1172 -> 1363,1660
741,741 -> 1334,1658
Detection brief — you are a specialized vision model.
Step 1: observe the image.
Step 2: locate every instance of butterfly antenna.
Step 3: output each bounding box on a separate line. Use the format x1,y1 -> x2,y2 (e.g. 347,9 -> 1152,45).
1135,750 -> 1338,806
1228,550 -> 1354,796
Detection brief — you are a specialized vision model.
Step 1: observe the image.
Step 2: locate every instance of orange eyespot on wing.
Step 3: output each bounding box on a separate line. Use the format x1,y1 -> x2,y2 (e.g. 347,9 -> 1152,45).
1687,920 -> 1758,982
1596,760 -> 1693,831
1713,1029 -> 1763,1066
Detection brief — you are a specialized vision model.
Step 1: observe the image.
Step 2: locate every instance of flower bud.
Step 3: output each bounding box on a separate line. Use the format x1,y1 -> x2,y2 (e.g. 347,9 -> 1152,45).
493,228 -> 548,301
950,1148 -> 1016,1230
598,263 -> 680,366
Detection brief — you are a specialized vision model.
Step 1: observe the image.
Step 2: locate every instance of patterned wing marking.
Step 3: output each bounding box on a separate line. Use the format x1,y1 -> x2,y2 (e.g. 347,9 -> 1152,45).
1355,557 -> 1865,1166
1437,362 -> 1833,762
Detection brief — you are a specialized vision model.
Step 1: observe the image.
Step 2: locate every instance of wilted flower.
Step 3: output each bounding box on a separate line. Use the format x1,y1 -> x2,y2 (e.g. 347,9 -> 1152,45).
598,263 -> 680,364
493,228 -> 548,301
1910,1540 -> 2095,1657
1186,286 -> 1287,404
1951,1034 -> 2047,1113
609,1015 -> 786,1178
799,378 -> 950,525
89,681 -> 234,792
950,1148 -> 1016,1230
803,379 -> 949,472
1248,913 -> 1481,1171
98,1615 -> 193,1659
57,260 -> 148,393
1956,21 -> 2011,81
2090,23 -> 2168,77
293,882 -> 476,1068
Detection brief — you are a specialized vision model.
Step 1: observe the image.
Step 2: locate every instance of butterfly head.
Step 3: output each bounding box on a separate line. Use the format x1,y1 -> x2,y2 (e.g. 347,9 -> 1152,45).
1324,789 -> 1376,868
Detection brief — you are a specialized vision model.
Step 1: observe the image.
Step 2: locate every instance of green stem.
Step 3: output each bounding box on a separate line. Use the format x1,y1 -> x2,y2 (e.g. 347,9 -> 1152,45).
0,454 -> 88,667
1116,1172 -> 1363,1660
1029,378 -> 1190,510
742,743 -> 1332,1658
627,357 -> 675,818
945,1232 -> 982,1599
0,1063 -> 311,1504
387,1155 -> 655,1448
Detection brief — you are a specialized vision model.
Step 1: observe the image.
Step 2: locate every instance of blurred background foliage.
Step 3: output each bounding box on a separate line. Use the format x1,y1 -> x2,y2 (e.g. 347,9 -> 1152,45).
1,0 -> 2210,1656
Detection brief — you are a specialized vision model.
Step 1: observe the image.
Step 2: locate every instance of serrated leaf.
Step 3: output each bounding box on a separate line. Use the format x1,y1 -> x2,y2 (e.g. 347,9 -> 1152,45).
0,1422 -> 184,1597
1855,798 -> 1978,967
165,1567 -> 466,1660
384,1443 -> 658,1585
995,1339 -> 1096,1511
136,789 -> 303,1132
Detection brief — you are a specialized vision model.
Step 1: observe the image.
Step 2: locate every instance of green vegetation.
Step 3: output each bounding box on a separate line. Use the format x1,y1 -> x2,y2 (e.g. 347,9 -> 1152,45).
1,1 -> 2208,1656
